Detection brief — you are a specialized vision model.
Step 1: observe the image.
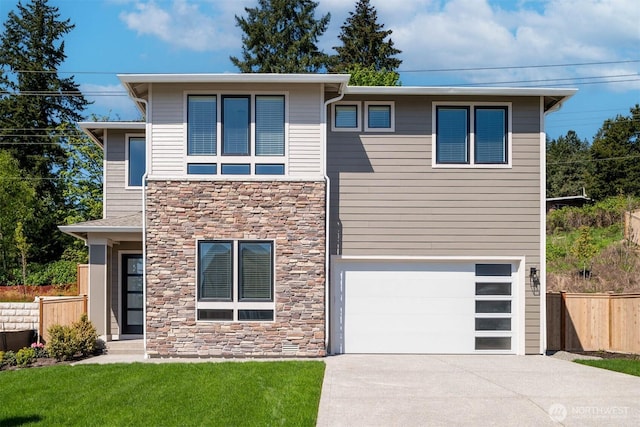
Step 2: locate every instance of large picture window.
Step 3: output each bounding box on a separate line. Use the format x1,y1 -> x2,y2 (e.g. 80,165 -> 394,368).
434,104 -> 510,167
186,94 -> 286,175
197,240 -> 274,322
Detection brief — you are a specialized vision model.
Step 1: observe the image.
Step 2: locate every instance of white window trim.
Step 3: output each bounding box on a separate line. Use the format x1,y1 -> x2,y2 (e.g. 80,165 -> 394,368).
331,101 -> 362,132
195,239 -> 276,323
431,101 -> 512,169
364,101 -> 395,132
184,91 -> 289,177
124,133 -> 145,189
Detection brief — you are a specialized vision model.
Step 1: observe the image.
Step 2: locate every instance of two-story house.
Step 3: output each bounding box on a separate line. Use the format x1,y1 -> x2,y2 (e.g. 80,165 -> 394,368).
60,74 -> 575,357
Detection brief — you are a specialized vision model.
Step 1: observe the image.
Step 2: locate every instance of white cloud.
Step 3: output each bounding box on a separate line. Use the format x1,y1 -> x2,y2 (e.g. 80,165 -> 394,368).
119,0 -> 241,51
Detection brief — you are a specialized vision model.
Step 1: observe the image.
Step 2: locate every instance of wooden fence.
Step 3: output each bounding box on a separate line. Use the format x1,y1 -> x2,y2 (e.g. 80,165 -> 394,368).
547,292 -> 640,353
77,264 -> 88,296
38,296 -> 87,343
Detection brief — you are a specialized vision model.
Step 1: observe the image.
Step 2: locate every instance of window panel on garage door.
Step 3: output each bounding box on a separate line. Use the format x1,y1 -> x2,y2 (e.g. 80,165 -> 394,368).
474,263 -> 513,351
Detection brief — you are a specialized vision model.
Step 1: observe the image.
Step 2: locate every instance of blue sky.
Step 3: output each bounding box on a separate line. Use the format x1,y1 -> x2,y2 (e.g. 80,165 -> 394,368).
2,0 -> 638,141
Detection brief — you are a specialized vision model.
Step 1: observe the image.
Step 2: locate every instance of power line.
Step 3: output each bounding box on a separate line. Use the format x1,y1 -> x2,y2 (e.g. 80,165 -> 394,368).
399,59 -> 640,73
548,154 -> 640,165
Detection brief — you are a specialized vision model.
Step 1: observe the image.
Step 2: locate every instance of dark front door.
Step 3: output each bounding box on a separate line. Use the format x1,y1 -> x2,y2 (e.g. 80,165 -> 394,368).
122,254 -> 143,334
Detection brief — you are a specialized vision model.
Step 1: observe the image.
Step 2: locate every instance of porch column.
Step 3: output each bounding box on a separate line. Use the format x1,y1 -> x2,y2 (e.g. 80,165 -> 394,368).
87,238 -> 109,339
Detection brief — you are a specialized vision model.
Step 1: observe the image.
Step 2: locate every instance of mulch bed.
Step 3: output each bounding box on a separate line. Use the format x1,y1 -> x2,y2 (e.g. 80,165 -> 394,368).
572,351 -> 640,360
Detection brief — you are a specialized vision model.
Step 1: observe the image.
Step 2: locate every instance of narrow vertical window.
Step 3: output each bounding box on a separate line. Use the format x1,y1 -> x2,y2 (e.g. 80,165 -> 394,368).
222,96 -> 250,155
255,95 -> 285,156
188,96 -> 217,155
475,107 -> 507,164
199,241 -> 233,301
436,107 -> 469,164
239,242 -> 273,301
127,137 -> 145,187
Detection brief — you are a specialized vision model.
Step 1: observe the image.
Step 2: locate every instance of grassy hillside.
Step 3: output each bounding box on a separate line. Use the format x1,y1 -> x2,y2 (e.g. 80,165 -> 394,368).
546,196 -> 640,293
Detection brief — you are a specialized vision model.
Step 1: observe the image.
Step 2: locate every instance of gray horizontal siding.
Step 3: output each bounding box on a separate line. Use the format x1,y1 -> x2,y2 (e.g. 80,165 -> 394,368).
328,95 -> 544,353
105,129 -> 142,218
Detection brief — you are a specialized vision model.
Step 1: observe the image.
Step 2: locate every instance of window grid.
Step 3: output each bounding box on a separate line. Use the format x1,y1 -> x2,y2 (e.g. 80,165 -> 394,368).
433,103 -> 511,168
197,240 -> 275,322
186,93 -> 287,176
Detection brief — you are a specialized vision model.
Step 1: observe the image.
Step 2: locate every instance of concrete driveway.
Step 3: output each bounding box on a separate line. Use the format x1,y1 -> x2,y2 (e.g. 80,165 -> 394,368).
317,355 -> 640,427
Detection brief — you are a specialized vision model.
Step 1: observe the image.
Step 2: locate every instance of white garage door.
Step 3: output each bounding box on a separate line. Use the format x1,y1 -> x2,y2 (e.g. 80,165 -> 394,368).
331,260 -> 520,354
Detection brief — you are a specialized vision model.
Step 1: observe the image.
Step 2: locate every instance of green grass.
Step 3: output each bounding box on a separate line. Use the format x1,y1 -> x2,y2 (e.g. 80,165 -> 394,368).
575,359 -> 640,377
547,223 -> 623,272
0,361 -> 325,426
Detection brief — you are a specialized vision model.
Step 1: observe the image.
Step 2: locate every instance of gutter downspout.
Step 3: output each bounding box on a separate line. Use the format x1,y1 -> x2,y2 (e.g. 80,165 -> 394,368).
322,83 -> 346,355
131,96 -> 150,359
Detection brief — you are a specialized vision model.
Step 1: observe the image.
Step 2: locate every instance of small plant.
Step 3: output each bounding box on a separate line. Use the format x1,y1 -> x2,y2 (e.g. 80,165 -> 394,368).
571,225 -> 598,278
2,350 -> 17,367
31,342 -> 48,358
15,347 -> 36,367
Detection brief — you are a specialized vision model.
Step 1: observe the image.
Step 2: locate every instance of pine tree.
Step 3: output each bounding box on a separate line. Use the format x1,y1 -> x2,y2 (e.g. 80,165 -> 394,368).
230,0 -> 331,73
0,0 -> 89,263
332,0 -> 402,74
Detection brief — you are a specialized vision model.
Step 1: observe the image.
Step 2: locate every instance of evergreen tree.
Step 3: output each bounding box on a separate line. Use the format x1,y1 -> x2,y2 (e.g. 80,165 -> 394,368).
587,105 -> 640,199
332,0 -> 402,75
546,131 -> 590,198
0,0 -> 89,263
230,0 -> 331,73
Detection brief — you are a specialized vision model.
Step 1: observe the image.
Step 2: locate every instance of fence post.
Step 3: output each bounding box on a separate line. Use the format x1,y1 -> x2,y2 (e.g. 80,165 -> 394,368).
38,297 -> 44,344
560,291 -> 566,350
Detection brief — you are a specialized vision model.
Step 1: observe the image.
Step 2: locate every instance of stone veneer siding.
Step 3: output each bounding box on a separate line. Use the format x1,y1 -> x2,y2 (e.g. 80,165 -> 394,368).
145,180 -> 326,357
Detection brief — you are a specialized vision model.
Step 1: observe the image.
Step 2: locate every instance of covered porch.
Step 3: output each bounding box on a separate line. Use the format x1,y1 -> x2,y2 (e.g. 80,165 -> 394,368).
59,213 -> 143,341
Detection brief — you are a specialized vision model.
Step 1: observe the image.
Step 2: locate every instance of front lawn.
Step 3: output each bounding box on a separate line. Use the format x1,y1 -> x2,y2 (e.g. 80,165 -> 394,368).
575,359 -> 640,377
0,361 -> 325,426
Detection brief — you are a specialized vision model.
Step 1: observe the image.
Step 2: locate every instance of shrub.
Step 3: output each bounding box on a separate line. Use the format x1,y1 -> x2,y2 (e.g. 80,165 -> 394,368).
46,324 -> 77,361
46,315 -> 98,361
15,347 -> 36,367
73,314 -> 98,357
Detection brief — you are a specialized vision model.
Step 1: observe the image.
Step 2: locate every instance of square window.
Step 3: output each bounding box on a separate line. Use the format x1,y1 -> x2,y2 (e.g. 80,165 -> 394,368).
127,136 -> 146,187
187,163 -> 217,175
222,96 -> 250,155
333,104 -> 360,131
197,240 -> 275,322
365,102 -> 394,132
188,96 -> 217,156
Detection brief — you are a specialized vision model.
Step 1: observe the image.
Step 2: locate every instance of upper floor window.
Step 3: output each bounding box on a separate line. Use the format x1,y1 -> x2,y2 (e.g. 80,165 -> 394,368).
434,103 -> 510,167
127,136 -> 145,187
332,103 -> 360,132
364,101 -> 394,132
187,94 -> 286,175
